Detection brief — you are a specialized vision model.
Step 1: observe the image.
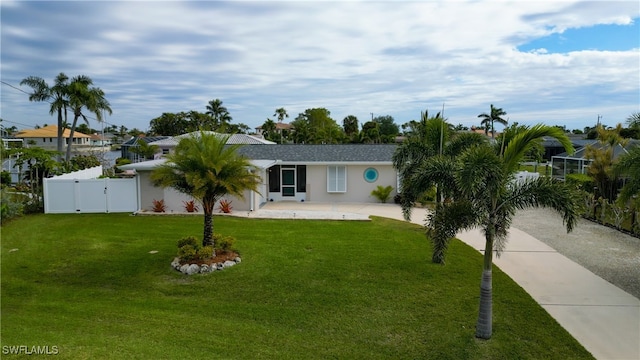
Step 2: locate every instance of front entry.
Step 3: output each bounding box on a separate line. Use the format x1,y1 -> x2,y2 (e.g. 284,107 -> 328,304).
268,165 -> 306,201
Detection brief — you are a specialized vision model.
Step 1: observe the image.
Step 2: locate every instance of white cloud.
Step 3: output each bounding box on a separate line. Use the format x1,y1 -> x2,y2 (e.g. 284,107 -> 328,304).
1,1 -> 638,132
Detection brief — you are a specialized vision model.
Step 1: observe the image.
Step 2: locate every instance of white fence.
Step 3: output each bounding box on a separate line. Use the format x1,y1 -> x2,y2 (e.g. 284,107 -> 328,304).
43,166 -> 138,214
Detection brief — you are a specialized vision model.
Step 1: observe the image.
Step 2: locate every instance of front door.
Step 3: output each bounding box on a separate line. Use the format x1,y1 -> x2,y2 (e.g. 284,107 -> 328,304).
281,167 -> 295,197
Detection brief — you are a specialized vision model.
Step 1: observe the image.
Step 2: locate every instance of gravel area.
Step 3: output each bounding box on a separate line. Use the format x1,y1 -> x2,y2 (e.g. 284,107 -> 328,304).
512,208 -> 640,299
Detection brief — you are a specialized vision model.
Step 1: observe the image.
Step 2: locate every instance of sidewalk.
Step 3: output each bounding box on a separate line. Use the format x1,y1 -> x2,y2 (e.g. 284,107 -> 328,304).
254,202 -> 640,360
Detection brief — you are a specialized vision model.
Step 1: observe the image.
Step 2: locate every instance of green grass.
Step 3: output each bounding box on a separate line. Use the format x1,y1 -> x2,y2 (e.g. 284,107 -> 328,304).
1,214 -> 593,359
518,163 -> 552,176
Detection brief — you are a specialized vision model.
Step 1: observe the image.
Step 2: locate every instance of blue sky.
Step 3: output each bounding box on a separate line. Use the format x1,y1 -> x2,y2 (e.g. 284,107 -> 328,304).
1,0 -> 638,134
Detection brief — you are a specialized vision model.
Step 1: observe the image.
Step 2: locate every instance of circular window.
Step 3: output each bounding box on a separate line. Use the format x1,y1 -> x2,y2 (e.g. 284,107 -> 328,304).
363,167 -> 378,183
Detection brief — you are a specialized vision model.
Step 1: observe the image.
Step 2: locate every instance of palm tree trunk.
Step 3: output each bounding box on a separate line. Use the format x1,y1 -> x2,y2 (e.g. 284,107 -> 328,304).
476,232 -> 494,339
65,116 -> 79,162
203,210 -> 214,248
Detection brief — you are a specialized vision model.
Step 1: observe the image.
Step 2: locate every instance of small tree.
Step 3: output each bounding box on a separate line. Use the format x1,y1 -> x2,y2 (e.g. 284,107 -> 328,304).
370,185 -> 393,203
150,132 -> 260,249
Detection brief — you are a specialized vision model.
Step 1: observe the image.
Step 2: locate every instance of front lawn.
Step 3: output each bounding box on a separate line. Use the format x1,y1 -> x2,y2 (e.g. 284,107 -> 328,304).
1,214 -> 593,359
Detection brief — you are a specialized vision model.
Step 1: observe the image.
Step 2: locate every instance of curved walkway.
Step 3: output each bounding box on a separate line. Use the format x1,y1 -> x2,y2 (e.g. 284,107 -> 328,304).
248,202 -> 640,360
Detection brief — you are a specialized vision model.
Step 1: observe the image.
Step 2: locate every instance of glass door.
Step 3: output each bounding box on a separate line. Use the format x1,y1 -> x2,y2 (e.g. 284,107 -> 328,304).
281,168 -> 295,197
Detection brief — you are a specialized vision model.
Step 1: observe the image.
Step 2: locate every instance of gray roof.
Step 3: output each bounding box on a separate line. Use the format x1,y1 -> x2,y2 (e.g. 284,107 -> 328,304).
149,131 -> 275,146
553,140 -> 639,159
236,144 -> 397,163
122,136 -> 169,146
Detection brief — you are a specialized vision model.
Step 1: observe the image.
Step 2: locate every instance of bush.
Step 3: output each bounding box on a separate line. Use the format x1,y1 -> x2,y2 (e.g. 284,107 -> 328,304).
177,236 -> 198,248
1,171 -> 12,188
0,189 -> 25,223
217,199 -> 233,213
418,186 -> 437,205
199,246 -> 214,259
213,234 -> 236,253
178,245 -> 198,262
152,199 -> 166,212
566,173 -> 594,193
183,200 -> 199,213
370,185 -> 394,203
177,237 -> 215,263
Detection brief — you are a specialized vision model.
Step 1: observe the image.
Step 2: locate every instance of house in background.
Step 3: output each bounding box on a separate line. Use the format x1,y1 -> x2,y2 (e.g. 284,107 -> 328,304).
551,140 -> 639,180
120,136 -> 170,162
89,133 -> 112,147
119,132 -> 399,213
14,125 -> 91,150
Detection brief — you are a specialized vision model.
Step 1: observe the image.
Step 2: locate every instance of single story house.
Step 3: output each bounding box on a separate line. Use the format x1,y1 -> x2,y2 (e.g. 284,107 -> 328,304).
551,140 -> 639,179
119,133 -> 399,213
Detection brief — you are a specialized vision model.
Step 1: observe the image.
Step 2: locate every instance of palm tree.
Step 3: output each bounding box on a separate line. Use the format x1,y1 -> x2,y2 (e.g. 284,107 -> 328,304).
65,76 -> 112,162
395,111 -> 487,263
274,107 -> 289,123
400,124 -> 580,339
627,112 -> 640,129
205,99 -> 232,131
477,104 -> 508,139
130,138 -> 160,161
150,132 -> 261,249
613,145 -> 640,204
20,73 -> 70,154
260,118 -> 277,141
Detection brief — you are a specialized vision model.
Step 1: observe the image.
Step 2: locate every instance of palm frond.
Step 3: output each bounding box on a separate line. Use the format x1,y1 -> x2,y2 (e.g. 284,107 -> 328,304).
502,124 -> 573,173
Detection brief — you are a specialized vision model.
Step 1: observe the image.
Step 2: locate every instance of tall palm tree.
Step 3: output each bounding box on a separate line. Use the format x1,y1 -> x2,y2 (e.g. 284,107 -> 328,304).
273,107 -> 289,123
20,73 -> 70,154
205,99 -> 232,131
150,132 -> 261,249
65,76 -> 112,162
477,104 -> 508,139
400,124 -> 579,339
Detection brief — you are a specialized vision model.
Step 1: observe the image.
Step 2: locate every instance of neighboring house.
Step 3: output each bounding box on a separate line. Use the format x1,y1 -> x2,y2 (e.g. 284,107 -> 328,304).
89,133 -> 112,147
120,136 -> 169,162
14,125 -> 91,150
551,140 -> 639,179
541,135 -> 595,161
254,122 -> 293,138
119,132 -> 399,213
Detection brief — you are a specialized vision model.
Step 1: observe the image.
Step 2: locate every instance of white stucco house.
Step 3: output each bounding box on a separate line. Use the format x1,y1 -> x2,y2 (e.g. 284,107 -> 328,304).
119,132 -> 399,213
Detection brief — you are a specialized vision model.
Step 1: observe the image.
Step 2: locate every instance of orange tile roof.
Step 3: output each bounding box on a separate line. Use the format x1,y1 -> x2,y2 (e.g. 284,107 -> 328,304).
14,125 -> 91,138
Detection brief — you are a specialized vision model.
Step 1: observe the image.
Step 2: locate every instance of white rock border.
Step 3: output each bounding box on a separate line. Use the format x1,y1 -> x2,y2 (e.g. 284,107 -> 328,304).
171,256 -> 242,275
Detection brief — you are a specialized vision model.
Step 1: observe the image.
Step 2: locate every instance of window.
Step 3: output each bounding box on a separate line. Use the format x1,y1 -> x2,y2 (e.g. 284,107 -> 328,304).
296,165 -> 306,192
327,165 -> 346,192
268,165 -> 280,192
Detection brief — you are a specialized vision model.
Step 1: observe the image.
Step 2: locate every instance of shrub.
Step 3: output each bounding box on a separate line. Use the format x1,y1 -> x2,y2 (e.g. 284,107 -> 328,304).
418,186 -> 437,205
213,234 -> 236,253
1,171 -> 12,188
199,246 -> 214,259
217,199 -> 233,213
183,200 -> 199,213
177,236 -> 198,248
371,185 -> 393,203
152,199 -> 166,212
178,244 -> 198,262
0,189 -> 25,223
566,173 -> 594,193
176,237 -> 215,263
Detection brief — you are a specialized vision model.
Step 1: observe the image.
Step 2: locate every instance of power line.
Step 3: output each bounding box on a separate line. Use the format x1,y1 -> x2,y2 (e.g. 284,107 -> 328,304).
1,80 -> 121,129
